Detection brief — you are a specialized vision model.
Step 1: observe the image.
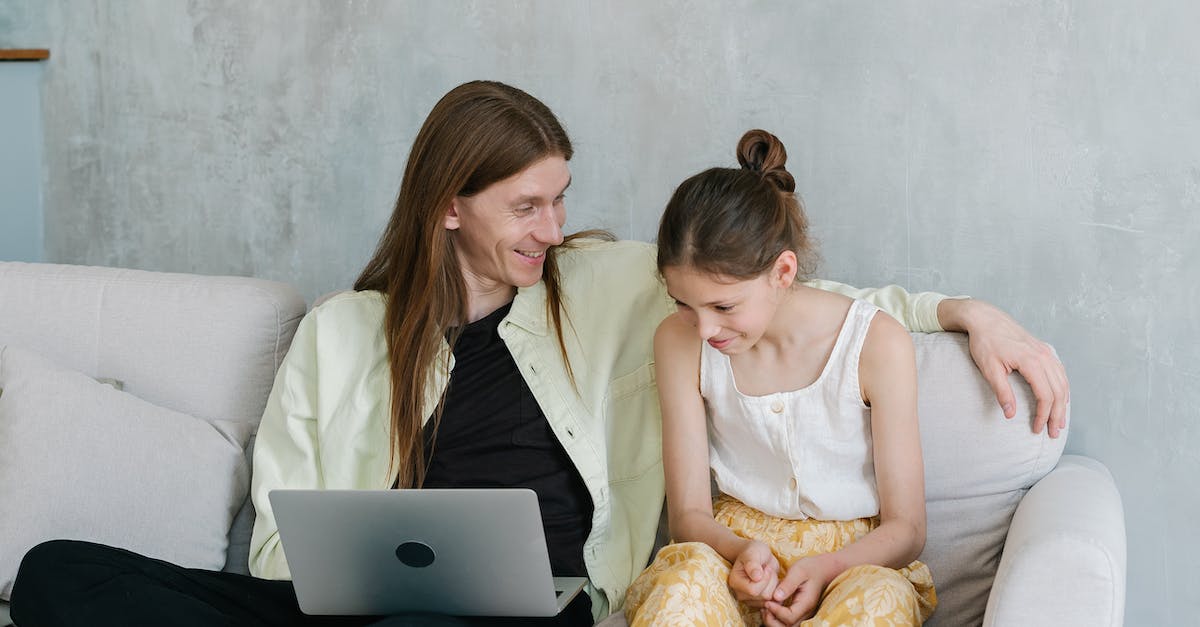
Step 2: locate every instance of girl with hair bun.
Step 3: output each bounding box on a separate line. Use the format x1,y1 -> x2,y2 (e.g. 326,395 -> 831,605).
625,130 -> 937,626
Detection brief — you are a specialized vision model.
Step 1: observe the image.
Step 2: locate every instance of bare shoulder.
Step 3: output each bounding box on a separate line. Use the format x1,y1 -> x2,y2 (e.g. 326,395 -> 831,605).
862,308 -> 915,364
654,312 -> 705,403
656,312 -> 695,346
655,312 -> 701,363
859,308 -> 917,406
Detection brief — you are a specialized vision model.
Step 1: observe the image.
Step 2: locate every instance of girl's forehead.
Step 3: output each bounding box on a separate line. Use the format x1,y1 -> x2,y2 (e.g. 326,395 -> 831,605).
664,266 -> 747,285
663,266 -> 758,299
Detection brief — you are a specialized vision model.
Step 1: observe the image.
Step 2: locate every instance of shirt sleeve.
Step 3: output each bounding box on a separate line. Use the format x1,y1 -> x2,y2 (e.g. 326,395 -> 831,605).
801,279 -> 968,333
247,310 -> 322,580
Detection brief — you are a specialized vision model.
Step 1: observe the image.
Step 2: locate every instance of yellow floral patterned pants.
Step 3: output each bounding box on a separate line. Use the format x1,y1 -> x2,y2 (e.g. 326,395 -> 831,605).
624,496 -> 937,626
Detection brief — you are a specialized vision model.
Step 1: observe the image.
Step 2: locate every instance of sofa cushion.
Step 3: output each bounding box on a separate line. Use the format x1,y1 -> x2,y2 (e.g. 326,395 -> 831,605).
0,345 -> 250,600
912,333 -> 1066,627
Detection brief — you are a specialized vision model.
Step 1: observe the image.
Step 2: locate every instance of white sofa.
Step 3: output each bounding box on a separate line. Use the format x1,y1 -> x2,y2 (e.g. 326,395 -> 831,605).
0,262 -> 305,627
0,262 -> 1125,626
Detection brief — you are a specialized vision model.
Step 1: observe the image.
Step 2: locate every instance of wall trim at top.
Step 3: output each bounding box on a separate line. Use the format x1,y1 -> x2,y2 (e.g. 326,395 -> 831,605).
0,49 -> 50,61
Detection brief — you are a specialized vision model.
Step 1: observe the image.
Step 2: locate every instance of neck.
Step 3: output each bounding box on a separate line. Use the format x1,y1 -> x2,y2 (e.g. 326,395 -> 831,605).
462,273 -> 518,323
754,285 -> 820,352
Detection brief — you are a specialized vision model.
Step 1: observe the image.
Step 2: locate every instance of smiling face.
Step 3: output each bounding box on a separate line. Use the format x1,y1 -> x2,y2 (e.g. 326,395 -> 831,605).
444,155 -> 570,301
663,252 -> 798,354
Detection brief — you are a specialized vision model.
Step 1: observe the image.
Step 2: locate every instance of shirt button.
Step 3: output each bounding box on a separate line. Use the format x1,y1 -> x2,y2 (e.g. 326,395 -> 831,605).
770,400 -> 785,414
789,477 -> 798,490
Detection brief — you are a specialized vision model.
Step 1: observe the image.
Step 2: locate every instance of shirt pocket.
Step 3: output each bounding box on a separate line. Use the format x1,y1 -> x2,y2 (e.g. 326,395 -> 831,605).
604,363 -> 663,481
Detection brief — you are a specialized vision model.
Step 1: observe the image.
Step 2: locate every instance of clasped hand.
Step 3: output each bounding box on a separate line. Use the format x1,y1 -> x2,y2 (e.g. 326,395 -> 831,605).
729,543 -> 829,626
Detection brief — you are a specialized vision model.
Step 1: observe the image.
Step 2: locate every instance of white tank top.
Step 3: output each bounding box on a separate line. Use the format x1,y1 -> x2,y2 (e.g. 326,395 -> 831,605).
702,298 -> 880,521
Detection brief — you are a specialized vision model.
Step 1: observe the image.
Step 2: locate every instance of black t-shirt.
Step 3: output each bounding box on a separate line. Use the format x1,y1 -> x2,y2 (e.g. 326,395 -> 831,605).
422,302 -> 594,579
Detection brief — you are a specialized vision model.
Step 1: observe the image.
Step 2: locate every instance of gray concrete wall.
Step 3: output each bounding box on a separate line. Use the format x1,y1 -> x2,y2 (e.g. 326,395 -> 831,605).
0,0 -> 45,47
5,1 -> 1198,623
0,0 -> 48,262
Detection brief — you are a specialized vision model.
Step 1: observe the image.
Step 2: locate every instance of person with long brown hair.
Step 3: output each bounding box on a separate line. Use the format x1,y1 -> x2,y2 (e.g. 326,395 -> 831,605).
11,81 -> 1066,627
626,129 -> 936,626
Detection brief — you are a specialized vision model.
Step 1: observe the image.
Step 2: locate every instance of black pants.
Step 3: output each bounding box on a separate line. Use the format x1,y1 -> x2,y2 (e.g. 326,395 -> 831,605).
10,540 -> 593,627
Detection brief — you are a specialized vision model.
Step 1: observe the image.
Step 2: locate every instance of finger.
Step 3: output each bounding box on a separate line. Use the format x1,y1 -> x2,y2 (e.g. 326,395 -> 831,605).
798,589 -> 821,622
1057,359 -> 1071,405
762,603 -> 789,627
730,575 -> 760,602
759,573 -> 779,602
1034,345 -> 1067,438
741,596 -> 765,609
1023,363 -> 1055,436
772,572 -> 803,603
747,562 -> 762,582
1060,358 -> 1071,405
765,599 -> 803,625
743,569 -> 772,598
1047,357 -> 1070,437
981,362 -> 1017,419
748,574 -> 771,598
771,581 -> 795,603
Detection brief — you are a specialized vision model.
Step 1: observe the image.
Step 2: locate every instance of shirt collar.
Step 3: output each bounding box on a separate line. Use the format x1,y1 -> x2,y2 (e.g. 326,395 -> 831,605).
504,279 -> 550,336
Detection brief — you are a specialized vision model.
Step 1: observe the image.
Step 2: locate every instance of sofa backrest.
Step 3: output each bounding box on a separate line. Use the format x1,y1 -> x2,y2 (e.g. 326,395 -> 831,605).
0,262 -> 306,574
912,332 -> 1066,627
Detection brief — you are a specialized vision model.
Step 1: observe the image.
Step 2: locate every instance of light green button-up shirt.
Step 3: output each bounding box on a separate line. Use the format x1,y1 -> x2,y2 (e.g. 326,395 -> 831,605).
248,239 -> 948,621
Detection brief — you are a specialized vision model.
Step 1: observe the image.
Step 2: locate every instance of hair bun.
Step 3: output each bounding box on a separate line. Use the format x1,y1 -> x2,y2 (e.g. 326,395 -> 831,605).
736,129 -> 795,193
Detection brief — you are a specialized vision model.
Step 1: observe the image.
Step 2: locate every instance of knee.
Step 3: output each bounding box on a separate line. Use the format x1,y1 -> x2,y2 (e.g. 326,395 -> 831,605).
848,566 -> 920,618
15,540 -> 85,587
10,540 -> 95,615
656,541 -> 727,566
637,541 -> 732,592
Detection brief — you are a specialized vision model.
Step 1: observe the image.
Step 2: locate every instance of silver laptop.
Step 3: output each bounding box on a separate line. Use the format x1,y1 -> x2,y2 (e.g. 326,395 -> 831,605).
268,488 -> 588,617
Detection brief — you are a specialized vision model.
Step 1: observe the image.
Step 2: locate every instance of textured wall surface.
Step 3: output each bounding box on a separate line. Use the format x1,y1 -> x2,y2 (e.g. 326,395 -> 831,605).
5,1 -> 1199,623
0,0 -> 48,262
0,0 -> 45,47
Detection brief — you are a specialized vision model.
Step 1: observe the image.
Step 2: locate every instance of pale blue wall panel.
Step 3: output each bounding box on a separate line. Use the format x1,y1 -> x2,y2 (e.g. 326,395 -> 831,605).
0,61 -> 44,262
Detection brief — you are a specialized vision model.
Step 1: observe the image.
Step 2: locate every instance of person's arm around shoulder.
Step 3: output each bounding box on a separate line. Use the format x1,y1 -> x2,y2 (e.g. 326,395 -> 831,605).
654,314 -> 781,609
803,280 -> 947,333
809,279 -> 1069,439
762,312 -> 926,627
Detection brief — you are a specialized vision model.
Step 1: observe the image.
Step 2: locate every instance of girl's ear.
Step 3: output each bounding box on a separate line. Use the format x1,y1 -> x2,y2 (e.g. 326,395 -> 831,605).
443,198 -> 462,231
771,250 -> 799,287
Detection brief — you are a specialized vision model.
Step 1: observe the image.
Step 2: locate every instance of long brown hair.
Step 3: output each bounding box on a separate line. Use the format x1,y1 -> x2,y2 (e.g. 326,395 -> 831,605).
355,81 -> 592,489
656,129 -> 818,279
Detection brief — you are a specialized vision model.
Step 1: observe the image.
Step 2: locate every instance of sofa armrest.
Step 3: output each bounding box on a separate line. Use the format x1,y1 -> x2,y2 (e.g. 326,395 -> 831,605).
983,455 -> 1126,627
